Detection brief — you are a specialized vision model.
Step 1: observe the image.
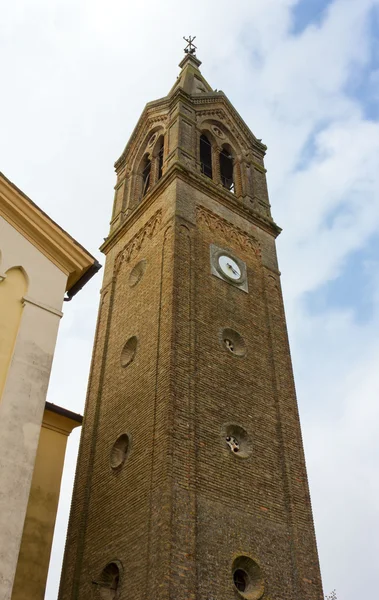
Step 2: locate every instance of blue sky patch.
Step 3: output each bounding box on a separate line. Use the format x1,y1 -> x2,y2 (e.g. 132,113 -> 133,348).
322,201 -> 356,231
304,235 -> 379,323
294,120 -> 332,171
290,0 -> 333,35
344,6 -> 379,120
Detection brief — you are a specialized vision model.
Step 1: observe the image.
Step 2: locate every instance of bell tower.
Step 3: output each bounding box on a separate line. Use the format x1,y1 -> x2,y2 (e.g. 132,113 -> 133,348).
59,45 -> 324,600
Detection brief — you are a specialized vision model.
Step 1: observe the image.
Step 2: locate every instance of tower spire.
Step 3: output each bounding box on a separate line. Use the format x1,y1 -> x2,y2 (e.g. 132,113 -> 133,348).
167,36 -> 212,96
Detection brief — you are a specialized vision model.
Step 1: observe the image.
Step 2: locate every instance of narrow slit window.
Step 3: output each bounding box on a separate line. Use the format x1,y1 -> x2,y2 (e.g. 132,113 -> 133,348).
142,156 -> 151,196
200,134 -> 212,179
157,139 -> 164,180
220,148 -> 234,193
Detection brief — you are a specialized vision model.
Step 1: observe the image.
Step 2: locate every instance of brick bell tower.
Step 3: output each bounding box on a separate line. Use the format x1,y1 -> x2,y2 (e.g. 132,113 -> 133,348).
58,42 -> 324,600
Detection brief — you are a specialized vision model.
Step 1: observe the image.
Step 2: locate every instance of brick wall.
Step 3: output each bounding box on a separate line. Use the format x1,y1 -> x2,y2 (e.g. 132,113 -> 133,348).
58,75 -> 323,600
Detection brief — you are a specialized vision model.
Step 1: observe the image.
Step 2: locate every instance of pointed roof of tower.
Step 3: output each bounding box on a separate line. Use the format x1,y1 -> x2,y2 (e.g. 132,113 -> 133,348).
115,40 -> 269,183
168,53 -> 213,97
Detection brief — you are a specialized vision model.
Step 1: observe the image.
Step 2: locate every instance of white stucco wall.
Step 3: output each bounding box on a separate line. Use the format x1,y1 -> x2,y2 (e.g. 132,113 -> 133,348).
0,216 -> 68,600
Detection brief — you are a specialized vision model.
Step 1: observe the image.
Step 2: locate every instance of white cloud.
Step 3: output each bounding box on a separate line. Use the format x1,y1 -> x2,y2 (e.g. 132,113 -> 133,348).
1,0 -> 379,598
296,302 -> 379,598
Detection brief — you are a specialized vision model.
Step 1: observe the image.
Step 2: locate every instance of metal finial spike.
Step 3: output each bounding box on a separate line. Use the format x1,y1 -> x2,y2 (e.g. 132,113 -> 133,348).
183,35 -> 197,55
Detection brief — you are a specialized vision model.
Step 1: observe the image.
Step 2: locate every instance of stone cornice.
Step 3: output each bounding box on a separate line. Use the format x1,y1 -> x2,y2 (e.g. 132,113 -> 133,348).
43,403 -> 82,435
22,295 -> 63,318
173,163 -> 281,238
100,169 -> 174,254
102,163 -> 280,254
0,173 -> 99,292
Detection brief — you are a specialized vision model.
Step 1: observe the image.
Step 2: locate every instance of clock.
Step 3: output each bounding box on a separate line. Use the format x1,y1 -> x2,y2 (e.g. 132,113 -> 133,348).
210,244 -> 248,293
217,255 -> 242,281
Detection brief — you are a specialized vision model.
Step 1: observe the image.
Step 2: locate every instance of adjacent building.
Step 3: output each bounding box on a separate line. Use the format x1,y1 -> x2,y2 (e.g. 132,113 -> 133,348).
11,402 -> 83,600
0,172 -> 100,600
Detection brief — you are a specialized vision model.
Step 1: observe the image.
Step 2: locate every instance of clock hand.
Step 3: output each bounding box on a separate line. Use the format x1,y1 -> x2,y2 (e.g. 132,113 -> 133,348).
227,262 -> 238,275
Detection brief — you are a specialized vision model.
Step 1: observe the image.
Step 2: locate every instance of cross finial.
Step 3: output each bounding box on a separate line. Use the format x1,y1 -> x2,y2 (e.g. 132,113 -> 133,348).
183,35 -> 197,55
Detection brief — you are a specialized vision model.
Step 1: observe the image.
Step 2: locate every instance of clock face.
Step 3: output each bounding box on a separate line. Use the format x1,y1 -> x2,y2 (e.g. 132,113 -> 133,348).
218,255 -> 242,281
210,244 -> 248,292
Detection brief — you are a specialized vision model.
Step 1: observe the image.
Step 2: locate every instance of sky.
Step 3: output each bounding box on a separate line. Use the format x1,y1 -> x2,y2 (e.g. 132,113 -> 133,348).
1,0 -> 379,598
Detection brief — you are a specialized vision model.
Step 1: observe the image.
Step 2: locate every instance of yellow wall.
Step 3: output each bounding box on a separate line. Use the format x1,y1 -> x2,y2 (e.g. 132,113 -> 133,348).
0,217 -> 67,600
0,174 -> 97,600
0,267 -> 28,400
11,408 -> 81,600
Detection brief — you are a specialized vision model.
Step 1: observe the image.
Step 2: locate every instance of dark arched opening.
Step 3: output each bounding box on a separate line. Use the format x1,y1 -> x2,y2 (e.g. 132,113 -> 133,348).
200,134 -> 213,179
141,154 -> 151,197
157,137 -> 164,180
95,562 -> 120,599
234,568 -> 248,592
220,147 -> 234,193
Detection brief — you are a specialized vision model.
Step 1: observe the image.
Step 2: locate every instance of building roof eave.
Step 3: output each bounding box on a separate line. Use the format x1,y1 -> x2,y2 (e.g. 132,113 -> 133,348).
0,173 -> 101,294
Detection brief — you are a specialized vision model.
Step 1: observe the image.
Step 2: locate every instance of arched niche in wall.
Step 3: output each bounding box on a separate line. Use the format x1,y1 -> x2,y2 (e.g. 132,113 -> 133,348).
0,266 -> 29,399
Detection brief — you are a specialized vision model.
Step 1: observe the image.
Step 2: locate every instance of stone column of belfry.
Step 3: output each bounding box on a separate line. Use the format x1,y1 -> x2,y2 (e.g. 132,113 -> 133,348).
216,148 -> 224,186
149,151 -> 160,186
58,48 -> 324,600
233,157 -> 243,196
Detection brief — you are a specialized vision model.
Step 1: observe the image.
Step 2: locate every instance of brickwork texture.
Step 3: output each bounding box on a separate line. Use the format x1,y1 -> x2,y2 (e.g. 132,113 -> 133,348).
58,53 -> 324,600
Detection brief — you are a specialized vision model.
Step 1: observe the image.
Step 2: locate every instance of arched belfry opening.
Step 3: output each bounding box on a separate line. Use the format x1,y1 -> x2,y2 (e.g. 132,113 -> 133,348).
129,133 -> 166,209
141,154 -> 151,198
156,136 -> 164,180
219,145 -> 234,193
200,134 -> 213,179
